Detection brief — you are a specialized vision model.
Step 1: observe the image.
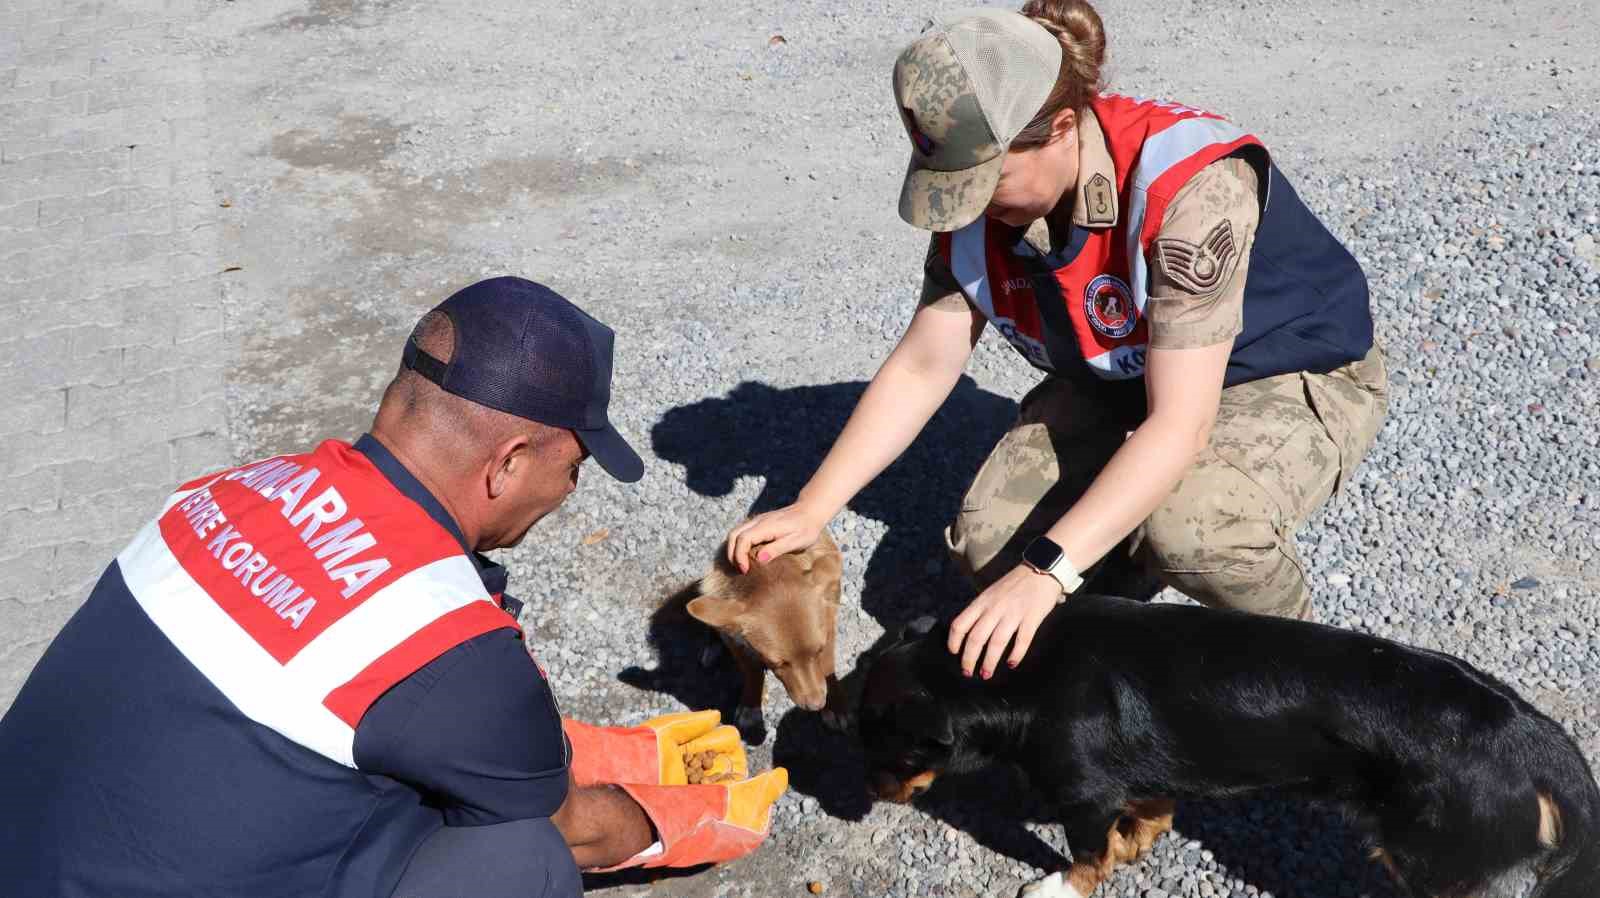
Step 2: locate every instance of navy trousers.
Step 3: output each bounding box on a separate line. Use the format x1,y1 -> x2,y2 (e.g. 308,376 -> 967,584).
392,818 -> 582,898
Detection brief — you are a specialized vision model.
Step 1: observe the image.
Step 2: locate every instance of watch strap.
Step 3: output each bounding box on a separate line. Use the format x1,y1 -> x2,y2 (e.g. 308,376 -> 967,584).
1045,555 -> 1083,601
1023,536 -> 1083,601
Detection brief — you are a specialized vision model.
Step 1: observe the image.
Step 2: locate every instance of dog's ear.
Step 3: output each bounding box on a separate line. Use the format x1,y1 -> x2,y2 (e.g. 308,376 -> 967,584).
686,593 -> 749,630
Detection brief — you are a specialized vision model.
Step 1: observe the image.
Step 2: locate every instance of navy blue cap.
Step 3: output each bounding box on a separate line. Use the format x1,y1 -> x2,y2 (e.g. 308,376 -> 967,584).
402,276 -> 644,483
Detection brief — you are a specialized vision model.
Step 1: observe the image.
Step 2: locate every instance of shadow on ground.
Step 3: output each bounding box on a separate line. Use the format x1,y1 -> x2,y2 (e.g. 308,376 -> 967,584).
614,583 -> 735,729
1170,797 -> 1402,898
582,863 -> 714,893
649,376 -> 1017,625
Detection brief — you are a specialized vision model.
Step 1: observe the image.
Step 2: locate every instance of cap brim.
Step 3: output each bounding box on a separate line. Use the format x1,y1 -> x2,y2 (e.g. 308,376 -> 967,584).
577,421 -> 644,483
898,152 -> 1004,232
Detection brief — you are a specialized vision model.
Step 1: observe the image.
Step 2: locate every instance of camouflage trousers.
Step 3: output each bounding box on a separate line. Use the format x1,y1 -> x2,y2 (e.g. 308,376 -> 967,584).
945,346 -> 1389,620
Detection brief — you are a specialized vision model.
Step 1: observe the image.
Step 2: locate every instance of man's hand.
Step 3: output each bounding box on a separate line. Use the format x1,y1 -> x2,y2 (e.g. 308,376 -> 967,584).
559,712 -> 786,871
947,564 -> 1064,678
551,773 -> 655,870
593,768 -> 790,871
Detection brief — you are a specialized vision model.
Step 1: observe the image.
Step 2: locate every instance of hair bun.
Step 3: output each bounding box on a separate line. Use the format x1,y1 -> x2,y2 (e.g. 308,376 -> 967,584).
1021,0 -> 1106,92
1008,0 -> 1106,149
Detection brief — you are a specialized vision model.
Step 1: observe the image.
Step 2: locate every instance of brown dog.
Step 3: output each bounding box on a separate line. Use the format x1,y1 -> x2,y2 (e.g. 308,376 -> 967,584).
686,530 -> 844,739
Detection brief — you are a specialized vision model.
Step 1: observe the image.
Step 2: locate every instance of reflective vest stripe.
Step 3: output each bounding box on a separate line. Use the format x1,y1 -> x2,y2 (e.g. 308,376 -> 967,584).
282,555 -> 492,702
322,600 -> 517,727
118,444 -> 518,768
950,221 -> 1054,369
118,519 -> 364,766
1126,118 -> 1264,310
945,101 -> 1263,380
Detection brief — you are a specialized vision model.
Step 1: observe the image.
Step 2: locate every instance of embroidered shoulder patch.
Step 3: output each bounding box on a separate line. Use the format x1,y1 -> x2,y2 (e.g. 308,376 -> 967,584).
1153,219 -> 1238,294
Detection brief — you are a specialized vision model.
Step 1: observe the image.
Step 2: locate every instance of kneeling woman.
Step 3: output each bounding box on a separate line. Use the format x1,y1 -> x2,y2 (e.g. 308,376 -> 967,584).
728,0 -> 1387,679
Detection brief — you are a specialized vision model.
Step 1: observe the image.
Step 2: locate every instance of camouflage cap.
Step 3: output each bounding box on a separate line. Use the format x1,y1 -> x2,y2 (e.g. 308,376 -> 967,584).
893,9 -> 1063,232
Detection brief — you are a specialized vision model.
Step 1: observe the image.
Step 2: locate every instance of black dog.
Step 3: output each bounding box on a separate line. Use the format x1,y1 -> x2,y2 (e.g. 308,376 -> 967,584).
858,596 -> 1600,898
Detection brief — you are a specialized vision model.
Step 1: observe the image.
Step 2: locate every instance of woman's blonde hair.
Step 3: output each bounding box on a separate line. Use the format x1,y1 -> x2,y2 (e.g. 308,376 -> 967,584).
1010,0 -> 1106,150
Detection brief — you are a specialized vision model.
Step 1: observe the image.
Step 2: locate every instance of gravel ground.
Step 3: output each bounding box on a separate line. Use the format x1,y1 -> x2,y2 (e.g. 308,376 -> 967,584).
56,0 -> 1600,895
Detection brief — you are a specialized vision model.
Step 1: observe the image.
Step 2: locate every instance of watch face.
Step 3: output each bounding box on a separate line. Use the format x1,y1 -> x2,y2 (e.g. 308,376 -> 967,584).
1023,537 -> 1064,572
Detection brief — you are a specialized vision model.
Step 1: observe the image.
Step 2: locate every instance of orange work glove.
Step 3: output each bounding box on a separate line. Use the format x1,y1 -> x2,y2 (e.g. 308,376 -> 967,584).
562,709 -> 746,787
590,768 -> 790,871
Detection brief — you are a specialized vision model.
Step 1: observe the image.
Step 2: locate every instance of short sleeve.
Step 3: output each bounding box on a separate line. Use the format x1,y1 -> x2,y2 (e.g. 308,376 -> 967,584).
1145,155 -> 1260,350
918,234 -> 970,311
354,628 -> 569,826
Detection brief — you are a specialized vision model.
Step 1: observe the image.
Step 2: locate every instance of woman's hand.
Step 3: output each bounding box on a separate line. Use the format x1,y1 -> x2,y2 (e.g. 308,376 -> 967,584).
947,564 -> 1064,678
726,503 -> 827,573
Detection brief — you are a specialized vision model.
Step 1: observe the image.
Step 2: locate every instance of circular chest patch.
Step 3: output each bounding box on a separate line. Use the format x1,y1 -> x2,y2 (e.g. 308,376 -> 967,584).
1083,274 -> 1138,338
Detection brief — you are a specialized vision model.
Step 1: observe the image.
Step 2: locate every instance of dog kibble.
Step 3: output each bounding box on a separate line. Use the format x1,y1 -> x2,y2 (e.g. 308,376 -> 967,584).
684,750 -> 724,784
807,882 -> 825,894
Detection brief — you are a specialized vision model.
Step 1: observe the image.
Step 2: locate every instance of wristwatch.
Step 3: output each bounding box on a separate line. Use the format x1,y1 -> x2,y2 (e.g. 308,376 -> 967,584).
1021,535 -> 1083,602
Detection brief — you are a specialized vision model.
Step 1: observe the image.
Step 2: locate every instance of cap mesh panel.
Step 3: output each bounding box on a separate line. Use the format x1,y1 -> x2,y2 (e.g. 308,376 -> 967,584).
952,14 -> 1062,144
432,277 -> 600,429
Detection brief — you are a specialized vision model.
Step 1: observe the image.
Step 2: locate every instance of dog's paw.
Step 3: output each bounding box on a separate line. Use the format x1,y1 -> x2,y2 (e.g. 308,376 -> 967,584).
1017,871 -> 1083,898
733,705 -> 767,744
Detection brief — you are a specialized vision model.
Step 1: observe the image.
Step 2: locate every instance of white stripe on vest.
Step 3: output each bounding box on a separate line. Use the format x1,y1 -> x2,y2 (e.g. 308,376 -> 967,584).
950,226 -> 1053,370
950,114 -> 1254,379
117,492 -> 492,768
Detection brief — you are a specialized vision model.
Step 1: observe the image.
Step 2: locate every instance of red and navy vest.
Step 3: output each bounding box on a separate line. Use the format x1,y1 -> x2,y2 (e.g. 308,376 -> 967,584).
117,439 -> 520,766
938,94 -> 1373,388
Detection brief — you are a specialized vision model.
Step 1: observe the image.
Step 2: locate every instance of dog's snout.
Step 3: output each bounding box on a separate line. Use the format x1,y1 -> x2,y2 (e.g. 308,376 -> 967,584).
775,668 -> 830,713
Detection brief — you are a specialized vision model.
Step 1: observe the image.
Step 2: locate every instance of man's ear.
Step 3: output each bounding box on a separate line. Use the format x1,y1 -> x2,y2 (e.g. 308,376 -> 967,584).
686,593 -> 750,630
486,433 -> 533,500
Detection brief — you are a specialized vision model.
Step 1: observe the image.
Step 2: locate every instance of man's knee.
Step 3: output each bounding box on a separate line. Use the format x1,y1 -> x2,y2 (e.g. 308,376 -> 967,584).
393,817 -> 581,898
1142,473 -> 1308,619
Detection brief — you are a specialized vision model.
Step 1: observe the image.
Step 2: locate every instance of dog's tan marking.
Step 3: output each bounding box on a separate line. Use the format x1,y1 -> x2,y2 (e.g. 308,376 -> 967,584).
884,770 -> 938,803
1057,802 -> 1177,897
1370,845 -> 1401,880
1122,799 -> 1176,857
1065,861 -> 1107,896
1064,830 -> 1117,897
1537,791 -> 1563,848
